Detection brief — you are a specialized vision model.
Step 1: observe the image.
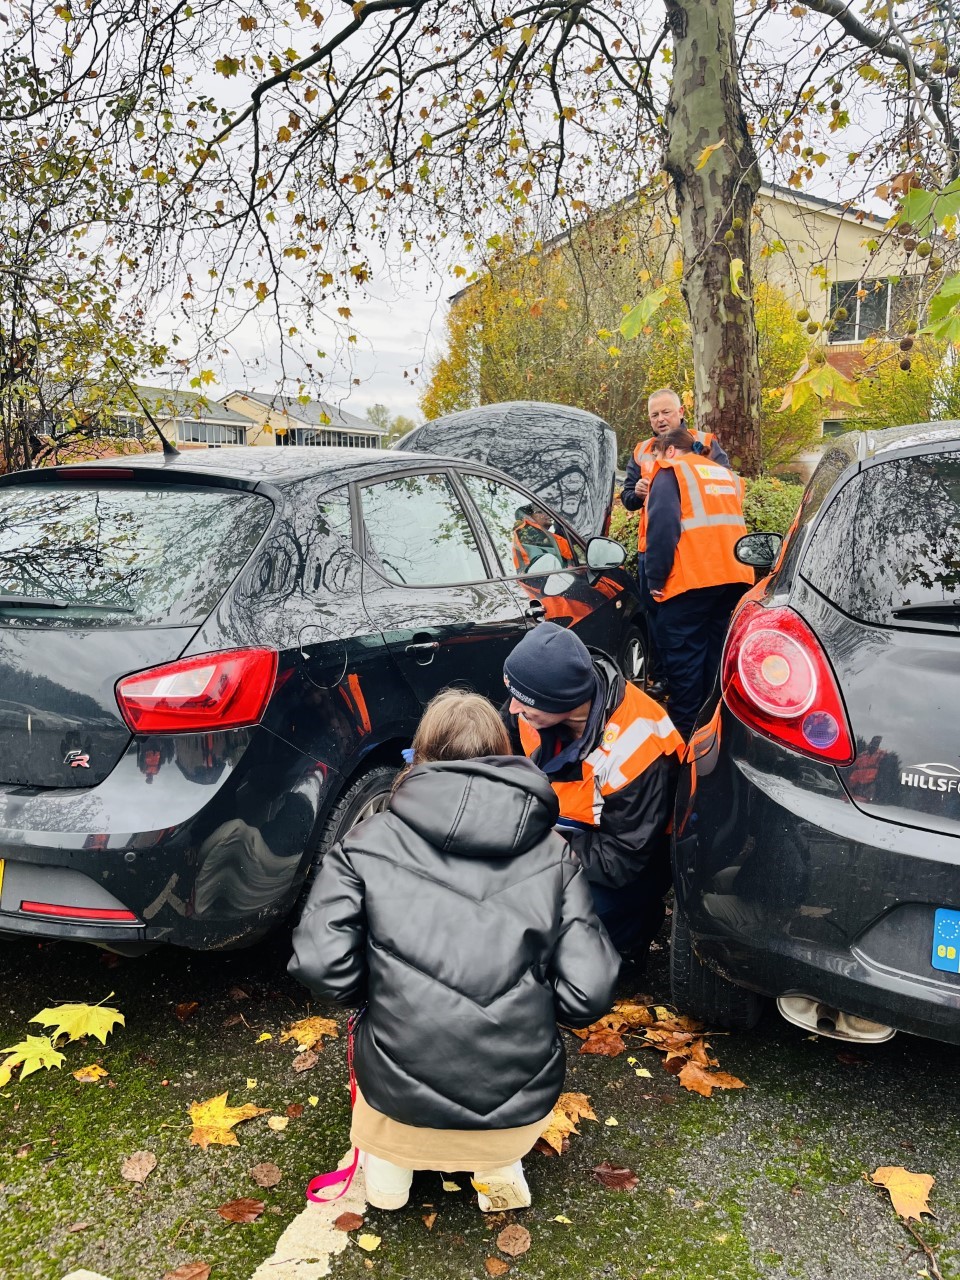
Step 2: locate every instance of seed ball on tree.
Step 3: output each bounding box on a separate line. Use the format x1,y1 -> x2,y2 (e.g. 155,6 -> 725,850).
833,306 -> 849,321
822,320 -> 834,332
906,319 -> 919,334
732,217 -> 743,230
806,321 -> 820,334
947,65 -> 959,79
811,347 -> 826,365
916,241 -> 932,257
929,255 -> 944,270
932,58 -> 947,74
796,308 -> 810,322
900,337 -> 914,351
723,229 -> 735,243
900,358 -> 912,371
899,222 -> 914,237
903,238 -> 917,253
831,98 -> 841,111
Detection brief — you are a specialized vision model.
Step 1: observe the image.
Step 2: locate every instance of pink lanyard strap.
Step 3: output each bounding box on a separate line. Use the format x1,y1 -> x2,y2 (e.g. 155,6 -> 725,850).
305,1010 -> 362,1204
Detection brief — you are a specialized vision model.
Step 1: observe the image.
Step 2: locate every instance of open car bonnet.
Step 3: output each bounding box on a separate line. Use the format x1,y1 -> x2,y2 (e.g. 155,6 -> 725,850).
393,401 -> 618,540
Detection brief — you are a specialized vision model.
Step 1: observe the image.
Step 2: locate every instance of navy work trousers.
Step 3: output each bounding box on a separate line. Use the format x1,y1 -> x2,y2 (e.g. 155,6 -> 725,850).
588,847 -> 672,959
655,583 -> 747,739
636,552 -> 664,684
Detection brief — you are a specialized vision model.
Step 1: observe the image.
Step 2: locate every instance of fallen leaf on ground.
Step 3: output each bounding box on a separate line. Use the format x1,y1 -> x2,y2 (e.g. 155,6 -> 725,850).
591,1161 -> 639,1191
442,1179 -> 462,1191
67,1222 -> 91,1233
246,1078 -> 257,1089
286,1103 -> 304,1119
308,1095 -> 319,1106
292,1049 -> 319,1073
249,1161 -> 282,1188
188,1092 -> 269,1149
334,1211 -> 364,1231
0,1036 -> 65,1086
635,1068 -> 652,1078
175,1001 -> 200,1023
121,1151 -> 157,1183
496,1224 -> 531,1257
256,1032 -> 272,1042
267,1115 -> 289,1132
218,1197 -> 264,1223
677,1061 -> 746,1098
484,1259 -> 509,1277
30,1001 -> 124,1045
869,1166 -> 935,1221
163,1265 -> 211,1280
228,986 -> 250,1001
280,1016 -> 339,1051
579,1029 -> 626,1057
552,1214 -> 572,1224
604,1117 -> 619,1126
73,1064 -> 109,1083
422,1212 -> 437,1229
356,1233 -> 381,1252
539,1091 -> 597,1155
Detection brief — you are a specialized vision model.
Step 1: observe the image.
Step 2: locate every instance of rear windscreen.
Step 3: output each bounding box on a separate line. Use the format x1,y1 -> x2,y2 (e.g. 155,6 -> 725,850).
0,484 -> 273,627
801,450 -> 960,624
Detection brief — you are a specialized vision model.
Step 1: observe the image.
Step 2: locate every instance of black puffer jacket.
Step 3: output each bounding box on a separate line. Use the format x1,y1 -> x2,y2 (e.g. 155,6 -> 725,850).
289,756 -> 619,1130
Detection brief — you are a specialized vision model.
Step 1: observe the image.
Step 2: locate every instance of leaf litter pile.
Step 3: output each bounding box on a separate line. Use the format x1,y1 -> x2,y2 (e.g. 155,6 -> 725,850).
570,998 -> 747,1098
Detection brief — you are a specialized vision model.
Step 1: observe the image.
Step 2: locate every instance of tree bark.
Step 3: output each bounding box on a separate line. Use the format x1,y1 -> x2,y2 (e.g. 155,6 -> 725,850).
663,0 -> 762,474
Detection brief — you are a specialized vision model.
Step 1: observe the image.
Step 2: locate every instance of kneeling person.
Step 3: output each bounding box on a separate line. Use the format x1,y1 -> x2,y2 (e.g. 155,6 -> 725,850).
502,623 -> 683,964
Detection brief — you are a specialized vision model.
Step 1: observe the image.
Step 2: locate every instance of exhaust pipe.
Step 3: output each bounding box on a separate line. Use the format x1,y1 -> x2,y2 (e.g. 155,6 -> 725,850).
777,995 -> 895,1043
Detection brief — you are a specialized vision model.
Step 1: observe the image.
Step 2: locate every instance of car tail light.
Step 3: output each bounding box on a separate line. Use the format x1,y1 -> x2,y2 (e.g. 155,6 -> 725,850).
721,603 -> 854,764
21,901 -> 139,923
116,648 -> 278,734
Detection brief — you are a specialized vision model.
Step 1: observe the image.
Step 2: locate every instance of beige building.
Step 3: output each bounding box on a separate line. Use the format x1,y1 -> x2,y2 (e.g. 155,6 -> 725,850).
222,392 -> 383,448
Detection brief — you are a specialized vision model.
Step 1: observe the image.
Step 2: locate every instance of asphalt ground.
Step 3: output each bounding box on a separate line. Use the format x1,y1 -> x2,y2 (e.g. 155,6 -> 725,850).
1,925 -> 958,1280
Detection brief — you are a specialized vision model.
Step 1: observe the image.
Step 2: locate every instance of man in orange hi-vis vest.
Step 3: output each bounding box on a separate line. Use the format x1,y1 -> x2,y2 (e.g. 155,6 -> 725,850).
620,389 -> 730,701
645,427 -> 753,740
501,622 -> 683,967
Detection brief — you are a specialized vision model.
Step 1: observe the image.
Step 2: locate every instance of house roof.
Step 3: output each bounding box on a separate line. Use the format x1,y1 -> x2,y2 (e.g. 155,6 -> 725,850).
115,386 -> 251,427
227,391 -> 383,433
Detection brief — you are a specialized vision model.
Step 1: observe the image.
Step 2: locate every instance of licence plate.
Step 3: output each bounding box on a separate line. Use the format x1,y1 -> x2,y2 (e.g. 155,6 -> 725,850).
932,908 -> 960,973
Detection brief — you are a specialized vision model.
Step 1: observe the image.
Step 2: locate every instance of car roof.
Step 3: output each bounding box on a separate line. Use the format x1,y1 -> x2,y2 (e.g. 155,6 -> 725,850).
41,445 -> 482,487
827,420 -> 960,463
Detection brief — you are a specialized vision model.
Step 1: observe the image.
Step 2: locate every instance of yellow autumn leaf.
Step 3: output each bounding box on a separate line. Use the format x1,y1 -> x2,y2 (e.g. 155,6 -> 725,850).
553,1214 -> 572,1224
357,1234 -> 381,1252
30,1000 -> 124,1045
267,1115 -> 289,1131
0,1036 -> 65,1087
73,1064 -> 109,1083
308,1095 -> 319,1107
695,138 -> 726,170
280,1016 -> 338,1051
246,1078 -> 257,1089
188,1092 -> 269,1149
257,1032 -> 272,1042
869,1166 -> 935,1222
540,1091 -> 597,1155
604,1117 -> 619,1127
729,257 -> 747,300
442,1179 -> 462,1191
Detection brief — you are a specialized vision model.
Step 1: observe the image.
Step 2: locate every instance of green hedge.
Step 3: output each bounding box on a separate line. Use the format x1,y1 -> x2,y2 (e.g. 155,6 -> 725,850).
607,476 -> 804,576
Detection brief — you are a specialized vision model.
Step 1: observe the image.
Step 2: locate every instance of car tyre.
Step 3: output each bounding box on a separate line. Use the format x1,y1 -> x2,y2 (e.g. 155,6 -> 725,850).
305,763 -> 398,887
618,622 -> 647,686
670,905 -> 765,1030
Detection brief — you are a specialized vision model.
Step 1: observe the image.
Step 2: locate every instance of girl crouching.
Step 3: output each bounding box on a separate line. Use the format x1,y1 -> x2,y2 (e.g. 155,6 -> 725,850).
289,689 -> 619,1212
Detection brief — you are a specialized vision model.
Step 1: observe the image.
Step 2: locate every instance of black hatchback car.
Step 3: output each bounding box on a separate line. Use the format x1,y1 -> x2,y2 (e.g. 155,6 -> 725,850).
0,405 -> 641,952
671,423 -> 960,1046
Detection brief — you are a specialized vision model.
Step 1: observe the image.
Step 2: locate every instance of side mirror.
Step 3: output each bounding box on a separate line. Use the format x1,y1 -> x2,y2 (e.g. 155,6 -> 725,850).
735,531 -> 783,569
586,536 -> 626,571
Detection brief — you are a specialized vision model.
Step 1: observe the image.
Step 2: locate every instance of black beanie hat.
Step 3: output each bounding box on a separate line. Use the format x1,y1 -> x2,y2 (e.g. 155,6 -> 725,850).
503,622 -> 597,714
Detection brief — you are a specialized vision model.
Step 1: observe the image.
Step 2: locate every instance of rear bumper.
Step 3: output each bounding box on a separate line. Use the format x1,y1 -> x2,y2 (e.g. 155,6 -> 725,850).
674,714 -> 960,1044
0,725 -> 335,949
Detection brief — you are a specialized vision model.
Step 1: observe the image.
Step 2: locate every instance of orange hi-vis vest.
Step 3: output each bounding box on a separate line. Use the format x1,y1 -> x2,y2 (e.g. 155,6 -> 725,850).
517,681 -> 683,828
511,518 -> 573,573
633,430 -> 718,553
650,455 -> 753,601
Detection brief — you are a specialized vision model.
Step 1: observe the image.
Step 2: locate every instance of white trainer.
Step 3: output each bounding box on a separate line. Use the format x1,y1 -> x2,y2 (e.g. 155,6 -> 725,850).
362,1152 -> 413,1210
471,1160 -> 532,1212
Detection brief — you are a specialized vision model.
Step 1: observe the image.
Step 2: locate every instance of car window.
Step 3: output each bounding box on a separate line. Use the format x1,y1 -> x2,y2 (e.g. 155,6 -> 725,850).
0,483 -> 273,628
459,473 -> 582,577
359,472 -> 487,586
801,449 -> 960,625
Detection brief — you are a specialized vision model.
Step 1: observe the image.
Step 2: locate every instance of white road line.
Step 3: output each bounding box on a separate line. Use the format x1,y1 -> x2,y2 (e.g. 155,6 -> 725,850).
250,1161 -> 368,1280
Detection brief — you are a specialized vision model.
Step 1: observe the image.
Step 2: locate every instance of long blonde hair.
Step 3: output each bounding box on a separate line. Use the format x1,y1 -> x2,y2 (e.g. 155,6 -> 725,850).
395,689 -> 510,789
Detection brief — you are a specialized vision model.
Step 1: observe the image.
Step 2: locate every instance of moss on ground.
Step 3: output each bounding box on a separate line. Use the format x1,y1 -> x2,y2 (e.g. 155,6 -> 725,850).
1,939 -> 959,1280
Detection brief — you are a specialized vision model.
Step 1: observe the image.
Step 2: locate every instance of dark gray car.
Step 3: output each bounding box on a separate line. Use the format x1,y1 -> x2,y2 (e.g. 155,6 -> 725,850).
671,423 -> 960,1046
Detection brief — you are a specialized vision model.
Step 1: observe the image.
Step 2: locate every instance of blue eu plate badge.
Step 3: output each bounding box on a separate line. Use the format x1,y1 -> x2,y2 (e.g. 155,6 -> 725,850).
932,908 -> 960,973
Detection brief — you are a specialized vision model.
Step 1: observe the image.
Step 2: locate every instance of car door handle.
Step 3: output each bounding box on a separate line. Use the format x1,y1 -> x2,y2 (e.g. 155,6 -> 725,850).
405,640 -> 439,665
524,600 -> 546,619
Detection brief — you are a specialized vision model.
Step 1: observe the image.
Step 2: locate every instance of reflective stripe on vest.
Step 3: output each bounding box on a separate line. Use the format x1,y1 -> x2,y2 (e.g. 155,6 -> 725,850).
517,682 -> 683,827
651,456 -> 753,600
632,430 -> 717,553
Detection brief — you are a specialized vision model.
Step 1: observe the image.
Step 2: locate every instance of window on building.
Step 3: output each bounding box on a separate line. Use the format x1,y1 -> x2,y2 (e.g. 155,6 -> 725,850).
822,419 -> 850,438
176,422 -> 245,445
827,278 -> 919,344
275,426 -> 377,447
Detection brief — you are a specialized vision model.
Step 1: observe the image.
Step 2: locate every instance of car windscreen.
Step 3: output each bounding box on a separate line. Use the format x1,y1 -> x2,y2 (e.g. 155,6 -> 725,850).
0,483 -> 273,628
801,449 -> 960,625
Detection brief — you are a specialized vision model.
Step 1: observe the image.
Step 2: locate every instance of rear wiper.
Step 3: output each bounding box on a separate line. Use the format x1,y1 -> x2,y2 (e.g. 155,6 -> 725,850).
0,594 -> 134,613
893,601 -> 960,620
